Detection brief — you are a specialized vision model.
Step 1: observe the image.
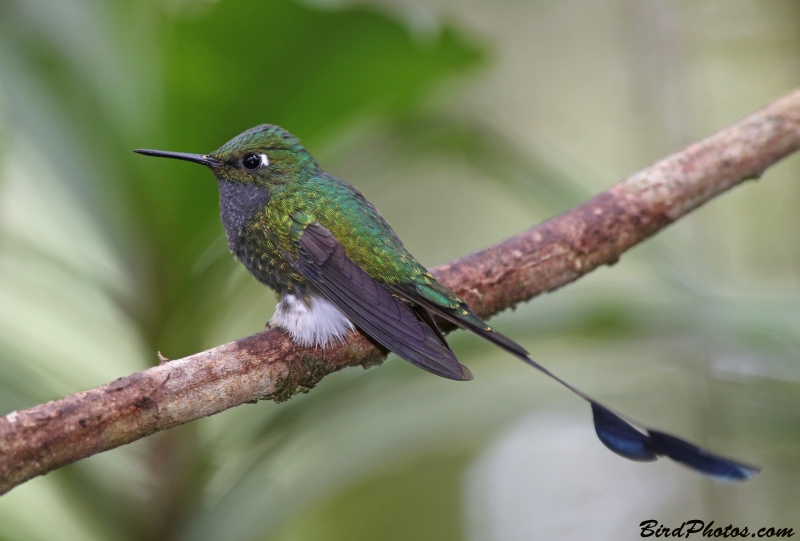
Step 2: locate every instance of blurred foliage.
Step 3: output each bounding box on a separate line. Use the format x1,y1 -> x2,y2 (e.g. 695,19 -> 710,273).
1,0 -> 799,540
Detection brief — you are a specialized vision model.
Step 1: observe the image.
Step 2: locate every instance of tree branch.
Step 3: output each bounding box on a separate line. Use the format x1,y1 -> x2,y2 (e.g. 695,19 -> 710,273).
3,89 -> 800,495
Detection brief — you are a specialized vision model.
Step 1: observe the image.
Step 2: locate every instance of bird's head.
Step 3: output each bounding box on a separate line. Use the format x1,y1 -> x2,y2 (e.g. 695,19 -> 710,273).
135,124 -> 319,190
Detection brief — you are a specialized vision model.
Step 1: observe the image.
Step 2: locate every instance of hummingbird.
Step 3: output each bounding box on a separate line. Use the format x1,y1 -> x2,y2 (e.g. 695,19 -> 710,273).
136,124 -> 758,481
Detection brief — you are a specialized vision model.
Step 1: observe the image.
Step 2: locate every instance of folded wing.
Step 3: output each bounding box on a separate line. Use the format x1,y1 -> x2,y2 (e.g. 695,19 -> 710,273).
291,221 -> 472,381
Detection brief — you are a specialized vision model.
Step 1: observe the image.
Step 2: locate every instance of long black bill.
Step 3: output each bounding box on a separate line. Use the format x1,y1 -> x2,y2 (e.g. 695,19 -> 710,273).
134,149 -> 222,168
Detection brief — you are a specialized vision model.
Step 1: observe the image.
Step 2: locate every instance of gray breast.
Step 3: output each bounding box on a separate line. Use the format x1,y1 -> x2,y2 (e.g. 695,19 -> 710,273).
217,179 -> 271,250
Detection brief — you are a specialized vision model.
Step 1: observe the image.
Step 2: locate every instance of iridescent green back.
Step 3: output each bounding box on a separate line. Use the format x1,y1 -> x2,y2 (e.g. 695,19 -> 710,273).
208,124 -> 462,311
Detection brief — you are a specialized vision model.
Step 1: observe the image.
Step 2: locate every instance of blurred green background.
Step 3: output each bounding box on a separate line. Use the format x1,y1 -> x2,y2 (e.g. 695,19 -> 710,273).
1,0 -> 799,539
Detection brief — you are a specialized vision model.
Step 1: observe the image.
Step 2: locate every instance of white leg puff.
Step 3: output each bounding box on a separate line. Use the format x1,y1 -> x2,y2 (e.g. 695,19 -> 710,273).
269,294 -> 355,348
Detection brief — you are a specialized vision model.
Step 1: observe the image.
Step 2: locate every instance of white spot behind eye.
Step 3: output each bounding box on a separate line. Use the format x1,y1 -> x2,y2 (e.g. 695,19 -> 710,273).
260,153 -> 269,167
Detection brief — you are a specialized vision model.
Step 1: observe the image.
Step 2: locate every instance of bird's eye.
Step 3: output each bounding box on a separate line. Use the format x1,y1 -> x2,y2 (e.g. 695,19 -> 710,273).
242,153 -> 268,170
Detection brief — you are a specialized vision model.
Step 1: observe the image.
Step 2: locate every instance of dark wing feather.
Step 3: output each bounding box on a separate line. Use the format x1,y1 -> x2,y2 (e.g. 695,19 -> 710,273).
392,282 -> 759,482
292,222 -> 472,381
